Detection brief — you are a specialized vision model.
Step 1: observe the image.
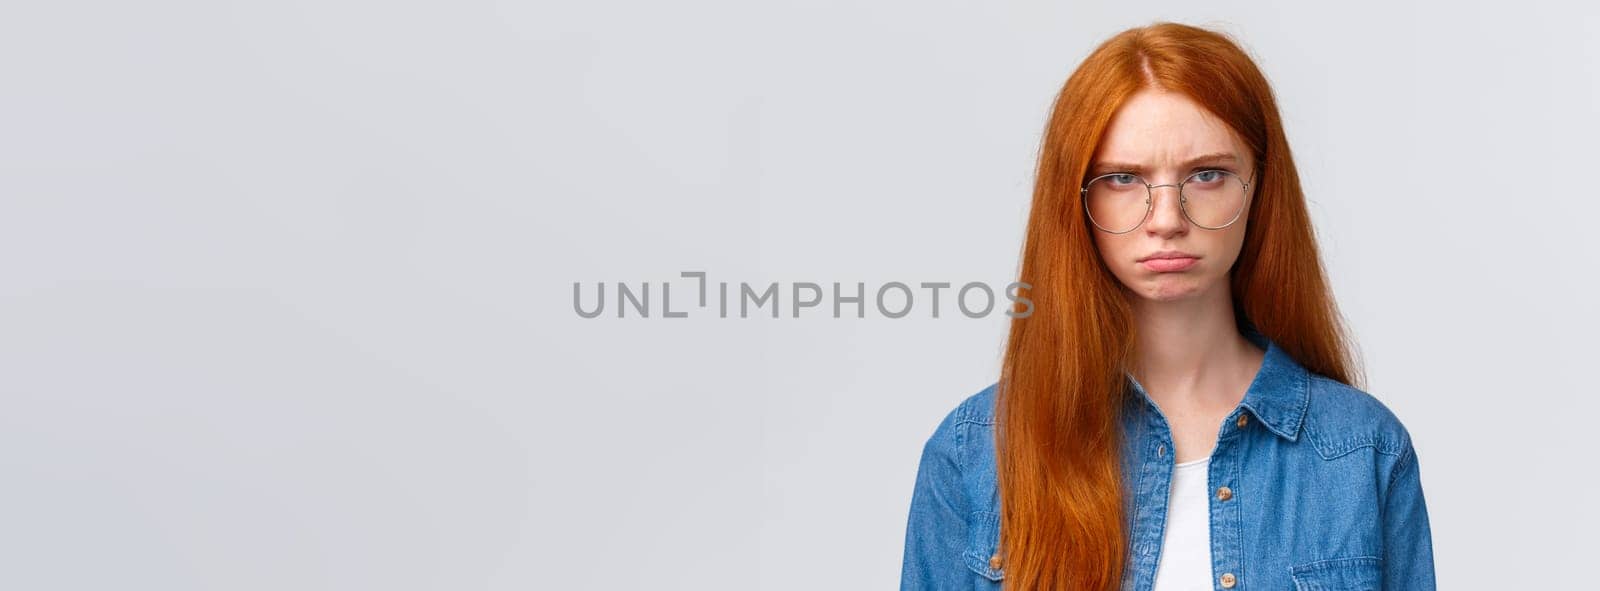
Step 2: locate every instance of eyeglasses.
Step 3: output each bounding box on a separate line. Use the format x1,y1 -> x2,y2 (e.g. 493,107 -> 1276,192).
1079,168 -> 1257,234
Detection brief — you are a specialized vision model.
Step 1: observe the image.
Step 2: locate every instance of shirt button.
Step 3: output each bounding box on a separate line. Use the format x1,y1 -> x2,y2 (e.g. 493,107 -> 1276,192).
1236,414 -> 1249,428
1157,444 -> 1165,457
1220,572 -> 1237,588
989,554 -> 1002,570
1217,486 -> 1233,501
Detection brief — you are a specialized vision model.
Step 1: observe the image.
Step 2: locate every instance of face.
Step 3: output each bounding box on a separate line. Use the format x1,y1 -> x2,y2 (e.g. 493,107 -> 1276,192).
1087,89 -> 1256,303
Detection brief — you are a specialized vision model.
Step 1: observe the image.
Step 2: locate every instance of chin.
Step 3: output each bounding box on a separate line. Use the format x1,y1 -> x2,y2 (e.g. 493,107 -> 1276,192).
1133,275 -> 1211,301
1139,288 -> 1201,302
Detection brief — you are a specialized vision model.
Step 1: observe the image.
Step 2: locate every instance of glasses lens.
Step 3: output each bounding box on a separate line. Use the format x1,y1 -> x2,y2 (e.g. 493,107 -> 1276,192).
1180,170 -> 1247,228
1084,174 -> 1148,233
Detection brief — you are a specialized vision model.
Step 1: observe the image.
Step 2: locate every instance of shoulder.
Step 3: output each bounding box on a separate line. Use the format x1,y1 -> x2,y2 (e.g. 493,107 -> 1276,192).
956,382 -> 999,426
919,382 -> 1000,462
927,381 -> 998,433
1301,374 -> 1416,460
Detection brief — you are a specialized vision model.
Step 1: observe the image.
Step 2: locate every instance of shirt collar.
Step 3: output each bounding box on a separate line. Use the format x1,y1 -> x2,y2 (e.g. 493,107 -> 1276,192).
1235,325 -> 1311,441
1124,324 -> 1311,442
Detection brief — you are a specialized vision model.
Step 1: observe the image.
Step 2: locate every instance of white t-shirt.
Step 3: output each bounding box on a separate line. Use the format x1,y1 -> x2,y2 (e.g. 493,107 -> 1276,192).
1151,454 -> 1214,590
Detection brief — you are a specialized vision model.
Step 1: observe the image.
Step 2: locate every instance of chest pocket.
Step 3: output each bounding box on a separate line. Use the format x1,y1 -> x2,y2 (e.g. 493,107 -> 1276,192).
1290,556 -> 1383,591
962,510 -> 1005,582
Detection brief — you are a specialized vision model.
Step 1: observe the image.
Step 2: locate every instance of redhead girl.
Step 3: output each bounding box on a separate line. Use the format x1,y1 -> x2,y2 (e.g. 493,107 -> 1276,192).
900,22 -> 1436,591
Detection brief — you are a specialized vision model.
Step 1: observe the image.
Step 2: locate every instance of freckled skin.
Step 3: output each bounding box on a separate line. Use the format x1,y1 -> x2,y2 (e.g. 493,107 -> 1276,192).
1090,89 -> 1257,303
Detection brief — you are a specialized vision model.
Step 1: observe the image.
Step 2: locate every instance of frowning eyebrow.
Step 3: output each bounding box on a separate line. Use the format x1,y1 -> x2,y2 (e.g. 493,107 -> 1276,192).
1090,152 -> 1239,175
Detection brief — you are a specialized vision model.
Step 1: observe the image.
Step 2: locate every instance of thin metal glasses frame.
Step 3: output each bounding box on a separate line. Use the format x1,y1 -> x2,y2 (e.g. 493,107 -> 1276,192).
1079,168 -> 1258,234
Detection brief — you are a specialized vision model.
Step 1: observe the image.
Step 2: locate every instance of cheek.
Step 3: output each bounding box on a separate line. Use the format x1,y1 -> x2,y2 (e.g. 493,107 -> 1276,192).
1090,232 -> 1123,265
1217,226 -> 1249,266
1091,232 -> 1139,275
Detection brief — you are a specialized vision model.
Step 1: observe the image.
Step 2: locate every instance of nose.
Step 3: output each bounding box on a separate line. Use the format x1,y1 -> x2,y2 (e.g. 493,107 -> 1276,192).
1143,184 -> 1189,237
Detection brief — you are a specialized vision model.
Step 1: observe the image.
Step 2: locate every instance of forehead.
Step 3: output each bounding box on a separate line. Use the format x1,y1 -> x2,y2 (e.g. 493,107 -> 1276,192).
1094,89 -> 1245,168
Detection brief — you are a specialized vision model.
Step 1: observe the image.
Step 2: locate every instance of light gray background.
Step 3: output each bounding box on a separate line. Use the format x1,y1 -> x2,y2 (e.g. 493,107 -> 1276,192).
2,1 -> 1594,589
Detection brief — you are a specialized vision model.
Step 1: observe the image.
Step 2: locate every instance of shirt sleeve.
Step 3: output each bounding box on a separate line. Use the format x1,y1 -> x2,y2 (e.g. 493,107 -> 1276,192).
1382,440 -> 1438,590
899,406 -> 970,590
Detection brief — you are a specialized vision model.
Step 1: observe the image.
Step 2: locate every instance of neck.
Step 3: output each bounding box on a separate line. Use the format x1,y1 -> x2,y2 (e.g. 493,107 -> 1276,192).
1127,282 -> 1262,410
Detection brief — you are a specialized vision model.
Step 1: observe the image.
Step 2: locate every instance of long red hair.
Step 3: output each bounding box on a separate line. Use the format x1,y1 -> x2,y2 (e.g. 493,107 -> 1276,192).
995,22 -> 1363,590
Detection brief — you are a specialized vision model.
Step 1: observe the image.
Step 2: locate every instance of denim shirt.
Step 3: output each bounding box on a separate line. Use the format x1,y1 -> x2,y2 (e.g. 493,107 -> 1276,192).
900,329 -> 1437,590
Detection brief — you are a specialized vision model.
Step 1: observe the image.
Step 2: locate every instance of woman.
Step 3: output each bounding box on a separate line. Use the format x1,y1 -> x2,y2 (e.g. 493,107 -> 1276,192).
899,22 -> 1436,591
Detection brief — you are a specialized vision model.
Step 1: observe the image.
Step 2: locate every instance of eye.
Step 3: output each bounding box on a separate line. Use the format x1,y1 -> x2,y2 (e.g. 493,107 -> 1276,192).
1106,173 -> 1139,186
1188,170 -> 1225,184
